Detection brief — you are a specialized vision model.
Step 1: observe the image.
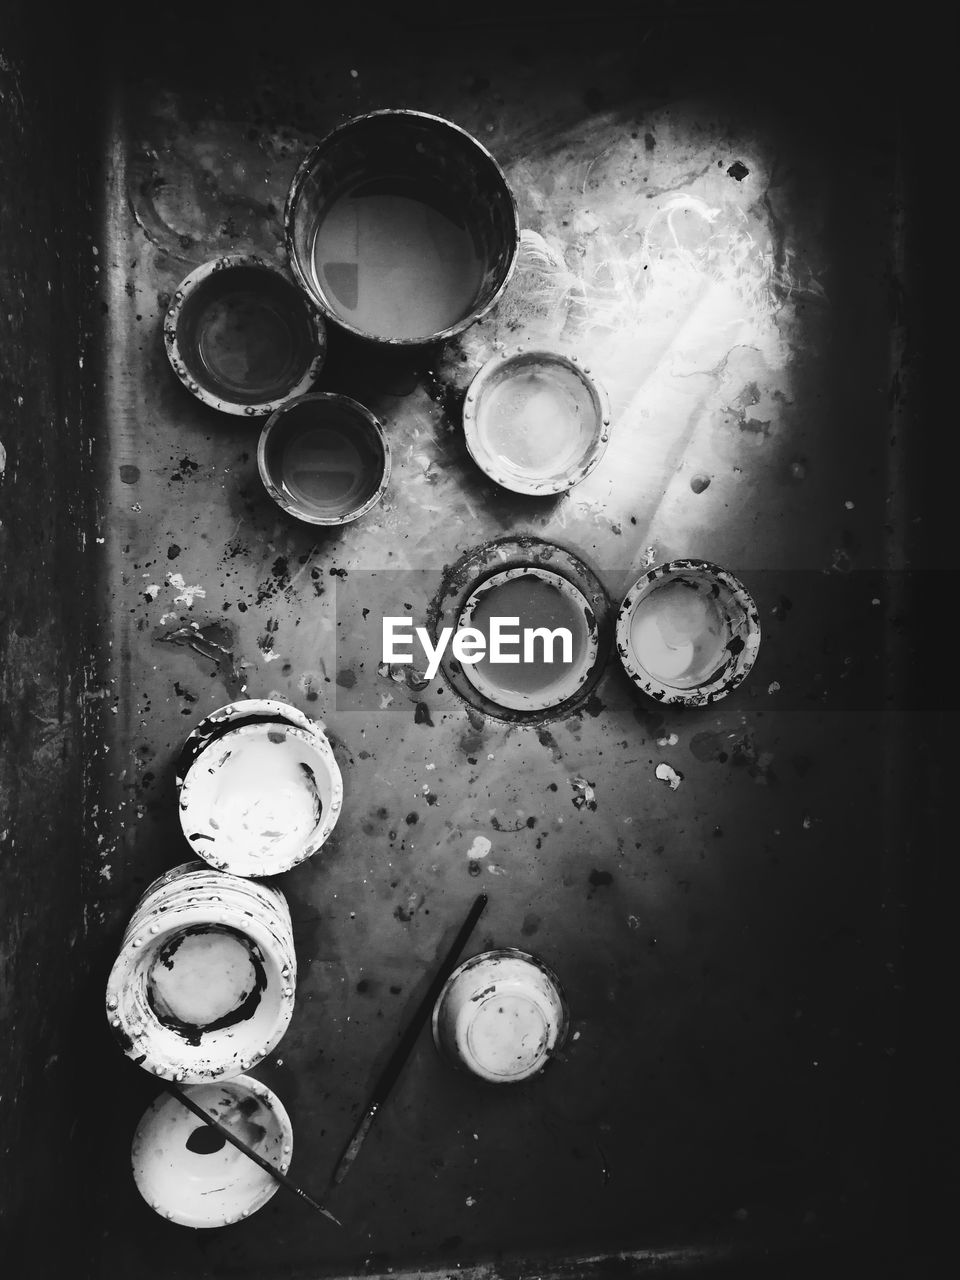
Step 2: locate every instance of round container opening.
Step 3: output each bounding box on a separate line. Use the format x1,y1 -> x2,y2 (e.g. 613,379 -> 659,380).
464,352 -> 609,493
617,560 -> 761,705
179,721 -> 343,873
259,394 -> 389,525
286,111 -> 519,344
465,994 -> 550,1078
168,260 -> 324,412
432,949 -> 569,1084
106,863 -> 297,1080
628,579 -> 727,688
458,567 -> 598,712
146,925 -> 264,1034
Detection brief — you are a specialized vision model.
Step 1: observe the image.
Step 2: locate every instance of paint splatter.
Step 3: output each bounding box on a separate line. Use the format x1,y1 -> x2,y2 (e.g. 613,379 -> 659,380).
727,160 -> 750,181
166,573 -> 206,607
394,893 -> 423,923
655,762 -> 683,789
521,912 -> 541,936
466,836 -> 491,861
414,701 -> 434,726
571,776 -> 597,811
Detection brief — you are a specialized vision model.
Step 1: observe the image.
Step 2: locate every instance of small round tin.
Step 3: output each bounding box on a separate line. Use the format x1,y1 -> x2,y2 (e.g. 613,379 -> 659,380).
462,350 -> 611,495
456,566 -> 599,713
178,720 -> 343,876
616,558 -> 761,705
163,254 -> 326,417
433,949 -> 568,1083
131,1075 -> 292,1227
257,392 -> 390,525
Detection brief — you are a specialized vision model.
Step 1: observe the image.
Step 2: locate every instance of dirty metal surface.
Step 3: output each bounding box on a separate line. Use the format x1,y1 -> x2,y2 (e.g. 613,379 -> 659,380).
77,14 -> 916,1280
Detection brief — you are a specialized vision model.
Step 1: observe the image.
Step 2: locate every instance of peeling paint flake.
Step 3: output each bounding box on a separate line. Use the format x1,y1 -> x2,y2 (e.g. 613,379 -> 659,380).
655,762 -> 683,789
166,572 -> 207,606
466,836 -> 491,861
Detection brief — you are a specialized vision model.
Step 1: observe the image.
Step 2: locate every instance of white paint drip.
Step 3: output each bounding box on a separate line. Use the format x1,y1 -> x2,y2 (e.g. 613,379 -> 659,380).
0,440 -> 6,479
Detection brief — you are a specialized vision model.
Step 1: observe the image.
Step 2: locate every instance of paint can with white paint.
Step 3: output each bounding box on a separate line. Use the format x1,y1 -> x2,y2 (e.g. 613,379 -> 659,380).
432,948 -> 568,1083
616,559 -> 761,705
462,350 -> 611,495
131,1074 -> 292,1227
177,705 -> 343,875
105,861 -> 296,1082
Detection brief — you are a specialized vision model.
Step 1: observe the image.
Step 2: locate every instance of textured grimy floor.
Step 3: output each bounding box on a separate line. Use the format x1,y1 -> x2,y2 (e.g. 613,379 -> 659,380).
2,6 -> 934,1278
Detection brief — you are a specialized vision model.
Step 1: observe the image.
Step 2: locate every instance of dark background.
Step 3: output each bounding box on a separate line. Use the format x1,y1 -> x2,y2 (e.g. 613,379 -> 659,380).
0,2 -> 949,1276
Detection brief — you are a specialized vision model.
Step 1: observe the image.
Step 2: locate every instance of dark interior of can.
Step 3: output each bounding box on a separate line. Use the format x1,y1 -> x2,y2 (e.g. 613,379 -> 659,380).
286,113 -> 518,341
175,265 -> 317,403
260,396 -> 386,521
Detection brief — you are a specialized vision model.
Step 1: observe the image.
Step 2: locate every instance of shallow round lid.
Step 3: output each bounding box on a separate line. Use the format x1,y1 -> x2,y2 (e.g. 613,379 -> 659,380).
463,350 -> 610,494
178,721 -> 342,875
131,1076 -> 291,1227
457,567 -> 599,712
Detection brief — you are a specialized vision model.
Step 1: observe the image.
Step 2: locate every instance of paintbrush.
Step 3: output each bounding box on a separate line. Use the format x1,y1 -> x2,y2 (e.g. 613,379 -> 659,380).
167,1082 -> 341,1226
324,892 -> 489,1195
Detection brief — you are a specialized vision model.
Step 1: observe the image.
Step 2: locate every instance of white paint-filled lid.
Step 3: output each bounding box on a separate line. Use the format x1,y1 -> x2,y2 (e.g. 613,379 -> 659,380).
178,720 -> 343,876
131,1075 -> 292,1228
433,948 -> 568,1084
